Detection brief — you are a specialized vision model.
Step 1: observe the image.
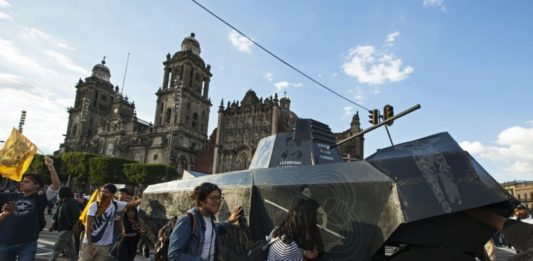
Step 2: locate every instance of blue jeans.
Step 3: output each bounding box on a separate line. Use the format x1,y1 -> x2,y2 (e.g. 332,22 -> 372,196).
0,240 -> 38,261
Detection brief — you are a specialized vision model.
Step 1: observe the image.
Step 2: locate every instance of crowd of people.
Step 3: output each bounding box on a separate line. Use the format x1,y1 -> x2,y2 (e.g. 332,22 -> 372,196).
0,156 -> 147,261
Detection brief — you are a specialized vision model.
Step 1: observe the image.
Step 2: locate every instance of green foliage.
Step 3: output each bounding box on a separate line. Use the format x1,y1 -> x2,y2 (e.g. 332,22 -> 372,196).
26,154 -> 63,184
88,157 -> 136,185
60,152 -> 97,186
123,163 -> 177,185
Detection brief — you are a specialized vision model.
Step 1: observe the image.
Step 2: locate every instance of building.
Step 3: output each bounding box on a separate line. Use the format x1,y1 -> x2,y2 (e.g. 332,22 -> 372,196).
60,33 -> 211,174
60,33 -> 364,175
210,90 -> 297,173
502,180 -> 533,210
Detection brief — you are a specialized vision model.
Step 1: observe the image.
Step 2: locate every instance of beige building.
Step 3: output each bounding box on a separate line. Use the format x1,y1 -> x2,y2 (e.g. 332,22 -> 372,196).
502,180 -> 533,210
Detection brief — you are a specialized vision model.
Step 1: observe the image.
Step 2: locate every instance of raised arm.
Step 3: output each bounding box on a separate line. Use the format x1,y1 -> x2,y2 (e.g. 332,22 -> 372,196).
125,198 -> 142,208
44,156 -> 60,191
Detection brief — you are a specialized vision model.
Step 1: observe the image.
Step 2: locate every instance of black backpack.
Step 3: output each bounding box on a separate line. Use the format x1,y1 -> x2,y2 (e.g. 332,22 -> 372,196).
247,237 -> 279,261
154,212 -> 195,261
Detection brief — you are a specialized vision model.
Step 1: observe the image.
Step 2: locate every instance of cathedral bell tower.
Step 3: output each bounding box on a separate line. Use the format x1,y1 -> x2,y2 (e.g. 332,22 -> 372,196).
61,58 -> 117,153
152,33 -> 212,172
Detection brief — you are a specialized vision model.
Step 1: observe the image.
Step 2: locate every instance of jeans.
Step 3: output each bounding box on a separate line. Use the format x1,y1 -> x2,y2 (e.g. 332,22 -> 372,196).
0,240 -> 38,261
49,230 -> 77,261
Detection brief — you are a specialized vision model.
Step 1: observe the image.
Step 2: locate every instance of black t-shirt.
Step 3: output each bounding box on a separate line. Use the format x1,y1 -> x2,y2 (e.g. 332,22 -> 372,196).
0,192 -> 48,244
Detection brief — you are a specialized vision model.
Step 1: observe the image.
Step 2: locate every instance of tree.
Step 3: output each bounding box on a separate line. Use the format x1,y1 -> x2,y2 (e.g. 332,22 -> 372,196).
123,163 -> 177,186
60,152 -> 97,188
88,156 -> 136,185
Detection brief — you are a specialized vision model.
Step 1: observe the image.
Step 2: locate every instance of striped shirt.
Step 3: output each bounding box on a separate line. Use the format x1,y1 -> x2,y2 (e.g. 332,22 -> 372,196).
267,237 -> 303,261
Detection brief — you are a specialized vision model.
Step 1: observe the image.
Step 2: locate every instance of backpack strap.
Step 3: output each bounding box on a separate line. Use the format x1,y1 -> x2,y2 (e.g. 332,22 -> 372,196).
186,212 -> 195,234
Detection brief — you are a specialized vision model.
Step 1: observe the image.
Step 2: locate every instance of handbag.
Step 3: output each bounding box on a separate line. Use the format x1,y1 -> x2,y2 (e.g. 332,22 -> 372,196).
110,237 -> 123,258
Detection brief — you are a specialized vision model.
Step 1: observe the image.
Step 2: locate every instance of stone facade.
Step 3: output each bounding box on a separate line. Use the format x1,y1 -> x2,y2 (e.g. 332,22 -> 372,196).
60,33 -> 364,176
334,112 -> 364,161
211,90 -> 298,173
502,180 -> 533,210
60,33 -> 211,174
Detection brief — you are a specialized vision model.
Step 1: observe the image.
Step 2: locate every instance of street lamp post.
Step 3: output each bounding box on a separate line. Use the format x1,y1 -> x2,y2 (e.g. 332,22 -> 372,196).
18,110 -> 27,133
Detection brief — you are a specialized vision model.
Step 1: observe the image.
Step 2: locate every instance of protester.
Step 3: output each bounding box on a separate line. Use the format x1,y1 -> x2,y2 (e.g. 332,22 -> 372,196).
167,182 -> 243,261
117,207 -> 144,261
79,183 -> 141,261
511,205 -> 533,224
467,207 -> 533,260
0,156 -> 60,261
73,193 -> 87,254
267,203 -> 321,261
48,187 -> 81,261
119,188 -> 133,202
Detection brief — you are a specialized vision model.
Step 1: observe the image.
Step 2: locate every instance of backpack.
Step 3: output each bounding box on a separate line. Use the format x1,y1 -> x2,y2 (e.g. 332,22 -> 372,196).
154,212 -> 195,261
246,237 -> 279,261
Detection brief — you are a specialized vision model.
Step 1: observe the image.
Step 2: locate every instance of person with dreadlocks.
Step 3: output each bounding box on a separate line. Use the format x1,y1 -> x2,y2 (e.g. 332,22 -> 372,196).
267,203 -> 321,261
79,184 -> 141,261
167,182 -> 243,261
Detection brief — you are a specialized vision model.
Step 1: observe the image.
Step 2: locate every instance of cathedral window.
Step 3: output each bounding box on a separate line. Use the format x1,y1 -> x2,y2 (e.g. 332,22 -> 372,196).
72,124 -> 78,136
192,113 -> 198,130
153,154 -> 158,160
165,108 -> 172,124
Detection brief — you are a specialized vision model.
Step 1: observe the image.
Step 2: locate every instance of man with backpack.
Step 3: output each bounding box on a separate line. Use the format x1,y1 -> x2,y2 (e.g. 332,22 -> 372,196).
167,182 -> 243,261
48,187 -> 81,261
79,183 -> 141,261
0,156 -> 60,261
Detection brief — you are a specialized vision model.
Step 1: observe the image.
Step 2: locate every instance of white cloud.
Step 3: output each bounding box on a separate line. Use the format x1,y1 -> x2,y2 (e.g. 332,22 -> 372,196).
57,41 -> 75,50
264,72 -> 273,82
0,10 -> 12,20
423,0 -> 447,12
20,27 -> 52,41
348,86 -> 365,104
0,38 -> 57,76
0,73 -> 25,86
0,84 -> 70,154
342,106 -> 353,118
20,27 -> 76,51
0,0 -> 10,7
460,123 -> 533,179
342,43 -> 414,85
386,32 -> 400,44
273,81 -> 303,91
228,30 -> 252,53
45,50 -> 90,75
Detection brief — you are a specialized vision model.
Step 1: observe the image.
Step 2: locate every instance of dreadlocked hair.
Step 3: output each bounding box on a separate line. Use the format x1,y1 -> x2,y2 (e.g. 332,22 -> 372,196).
190,182 -> 221,206
273,202 -> 318,246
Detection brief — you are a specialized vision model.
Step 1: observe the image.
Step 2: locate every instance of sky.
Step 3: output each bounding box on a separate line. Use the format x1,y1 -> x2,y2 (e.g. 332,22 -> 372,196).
0,0 -> 532,182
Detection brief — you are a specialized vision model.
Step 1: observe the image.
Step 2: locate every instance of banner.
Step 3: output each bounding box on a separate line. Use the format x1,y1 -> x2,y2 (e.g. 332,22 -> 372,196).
0,128 -> 37,182
79,188 -> 100,226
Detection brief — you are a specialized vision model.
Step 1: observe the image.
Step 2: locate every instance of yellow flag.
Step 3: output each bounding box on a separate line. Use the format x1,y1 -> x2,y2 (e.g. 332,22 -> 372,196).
0,128 -> 37,182
79,188 -> 101,226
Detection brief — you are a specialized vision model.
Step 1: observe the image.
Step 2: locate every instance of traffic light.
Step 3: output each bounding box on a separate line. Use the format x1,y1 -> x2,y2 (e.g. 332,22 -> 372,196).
383,105 -> 394,126
368,109 -> 379,125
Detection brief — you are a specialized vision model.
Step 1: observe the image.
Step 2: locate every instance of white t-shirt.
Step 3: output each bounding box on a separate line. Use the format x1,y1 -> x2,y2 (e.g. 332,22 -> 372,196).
201,216 -> 215,261
82,200 -> 127,246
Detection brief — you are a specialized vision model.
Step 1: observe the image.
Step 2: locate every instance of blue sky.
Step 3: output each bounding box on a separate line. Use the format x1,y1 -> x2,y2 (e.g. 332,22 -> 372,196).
0,0 -> 531,182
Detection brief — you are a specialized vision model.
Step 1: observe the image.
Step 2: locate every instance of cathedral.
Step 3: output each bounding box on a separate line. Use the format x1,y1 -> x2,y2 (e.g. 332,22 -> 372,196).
59,33 -> 363,175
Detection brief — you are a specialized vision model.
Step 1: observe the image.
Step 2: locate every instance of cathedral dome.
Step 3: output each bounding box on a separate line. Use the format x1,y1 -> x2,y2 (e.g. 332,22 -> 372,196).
181,33 -> 201,55
91,58 -> 111,82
